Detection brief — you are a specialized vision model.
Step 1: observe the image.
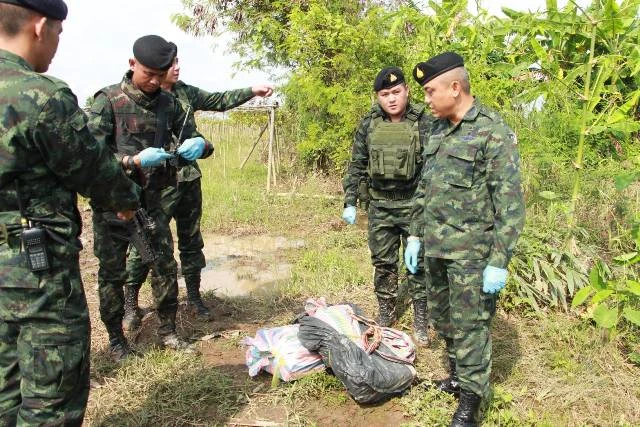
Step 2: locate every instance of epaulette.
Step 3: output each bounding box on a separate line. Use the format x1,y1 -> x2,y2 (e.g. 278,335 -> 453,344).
478,104 -> 500,122
39,73 -> 71,91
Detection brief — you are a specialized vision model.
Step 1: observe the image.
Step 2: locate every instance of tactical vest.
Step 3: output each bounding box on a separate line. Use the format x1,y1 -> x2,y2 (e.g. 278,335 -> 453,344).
367,107 -> 423,186
99,85 -> 177,191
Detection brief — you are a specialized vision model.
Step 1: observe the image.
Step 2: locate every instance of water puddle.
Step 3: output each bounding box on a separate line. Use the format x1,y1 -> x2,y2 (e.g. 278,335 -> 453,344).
177,235 -> 304,297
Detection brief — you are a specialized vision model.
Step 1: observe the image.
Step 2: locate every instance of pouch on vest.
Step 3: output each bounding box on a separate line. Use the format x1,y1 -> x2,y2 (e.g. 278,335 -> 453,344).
367,121 -> 418,182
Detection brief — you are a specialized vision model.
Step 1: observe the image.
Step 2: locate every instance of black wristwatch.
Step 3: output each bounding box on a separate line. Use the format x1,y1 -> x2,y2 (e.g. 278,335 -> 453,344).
127,156 -> 136,171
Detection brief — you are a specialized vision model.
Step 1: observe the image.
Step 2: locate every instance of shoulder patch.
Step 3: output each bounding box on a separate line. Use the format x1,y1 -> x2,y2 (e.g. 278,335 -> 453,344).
69,108 -> 88,131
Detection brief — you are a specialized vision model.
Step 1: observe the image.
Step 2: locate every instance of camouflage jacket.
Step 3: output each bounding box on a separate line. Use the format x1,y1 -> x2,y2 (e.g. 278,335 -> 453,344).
172,81 -> 254,125
87,72 -> 205,192
409,99 -> 525,268
170,81 -> 254,179
342,102 -> 432,207
0,49 -> 140,262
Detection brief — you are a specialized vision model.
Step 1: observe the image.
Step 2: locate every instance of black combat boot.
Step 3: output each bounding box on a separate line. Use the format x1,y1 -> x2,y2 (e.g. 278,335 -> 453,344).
450,390 -> 482,427
107,328 -> 135,362
432,356 -> 461,396
412,298 -> 430,346
122,284 -> 142,331
185,274 -> 210,319
156,308 -> 199,354
376,296 -> 397,327
161,332 -> 198,354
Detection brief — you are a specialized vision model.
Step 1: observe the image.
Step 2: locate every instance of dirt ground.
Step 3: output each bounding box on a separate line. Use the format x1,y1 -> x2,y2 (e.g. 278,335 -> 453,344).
79,207 -> 412,426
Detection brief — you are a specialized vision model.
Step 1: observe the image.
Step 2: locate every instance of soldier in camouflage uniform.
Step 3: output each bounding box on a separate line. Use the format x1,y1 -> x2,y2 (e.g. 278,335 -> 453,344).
0,0 -> 141,423
123,55 -> 273,328
404,52 -> 525,426
87,35 -> 211,360
342,67 -> 432,345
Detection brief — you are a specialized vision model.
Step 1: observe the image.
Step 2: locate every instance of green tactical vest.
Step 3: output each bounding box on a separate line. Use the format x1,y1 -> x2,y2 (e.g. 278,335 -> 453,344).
367,108 -> 422,184
99,84 -> 177,191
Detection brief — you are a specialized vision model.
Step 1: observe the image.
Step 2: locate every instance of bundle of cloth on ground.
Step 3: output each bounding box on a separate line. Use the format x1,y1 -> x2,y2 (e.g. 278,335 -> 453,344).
243,297 -> 417,403
243,324 -> 325,381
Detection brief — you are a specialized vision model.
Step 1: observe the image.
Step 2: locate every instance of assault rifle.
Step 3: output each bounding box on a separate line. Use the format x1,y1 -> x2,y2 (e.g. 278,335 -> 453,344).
105,208 -> 158,268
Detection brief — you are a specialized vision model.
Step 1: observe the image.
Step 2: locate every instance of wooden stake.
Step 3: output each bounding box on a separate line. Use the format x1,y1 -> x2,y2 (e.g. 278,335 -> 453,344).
240,123 -> 269,169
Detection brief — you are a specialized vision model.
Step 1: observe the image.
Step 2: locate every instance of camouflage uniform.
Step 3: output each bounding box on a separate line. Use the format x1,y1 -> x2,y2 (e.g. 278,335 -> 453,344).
87,72 -> 204,346
409,99 -> 525,400
343,102 -> 432,323
0,49 -> 139,425
124,83 -> 254,317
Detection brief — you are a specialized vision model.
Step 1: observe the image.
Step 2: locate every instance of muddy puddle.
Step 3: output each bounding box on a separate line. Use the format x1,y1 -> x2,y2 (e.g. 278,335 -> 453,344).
177,234 -> 304,297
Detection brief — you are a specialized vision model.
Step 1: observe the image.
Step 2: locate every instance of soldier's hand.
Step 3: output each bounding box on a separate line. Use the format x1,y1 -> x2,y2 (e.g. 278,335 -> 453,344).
116,210 -> 135,221
177,137 -> 206,161
483,265 -> 507,294
342,205 -> 356,225
138,147 -> 174,168
252,84 -> 274,97
404,237 -> 421,274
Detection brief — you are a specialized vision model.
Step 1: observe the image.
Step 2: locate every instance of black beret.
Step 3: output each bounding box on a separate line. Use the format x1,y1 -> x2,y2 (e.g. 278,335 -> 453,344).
0,0 -> 67,20
374,66 -> 405,92
132,35 -> 177,71
413,52 -> 464,86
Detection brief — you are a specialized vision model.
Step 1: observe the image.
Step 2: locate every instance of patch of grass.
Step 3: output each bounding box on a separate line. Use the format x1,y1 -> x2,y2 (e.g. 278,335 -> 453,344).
81,120 -> 640,426
87,350 -> 242,426
280,371 -> 348,406
400,386 -> 456,427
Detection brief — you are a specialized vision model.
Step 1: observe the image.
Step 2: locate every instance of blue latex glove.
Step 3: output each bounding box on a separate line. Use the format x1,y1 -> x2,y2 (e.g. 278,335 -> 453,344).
177,137 -> 206,161
138,147 -> 174,168
342,205 -> 356,225
404,238 -> 421,274
483,265 -> 508,294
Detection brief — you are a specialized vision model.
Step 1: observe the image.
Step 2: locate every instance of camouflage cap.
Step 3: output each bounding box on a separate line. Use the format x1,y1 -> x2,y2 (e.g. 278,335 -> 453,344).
413,52 -> 464,86
374,66 -> 405,92
132,35 -> 177,71
0,0 -> 68,20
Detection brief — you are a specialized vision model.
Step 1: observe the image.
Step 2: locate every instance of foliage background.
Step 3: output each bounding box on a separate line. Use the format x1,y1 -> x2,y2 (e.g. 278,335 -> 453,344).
173,0 -> 640,347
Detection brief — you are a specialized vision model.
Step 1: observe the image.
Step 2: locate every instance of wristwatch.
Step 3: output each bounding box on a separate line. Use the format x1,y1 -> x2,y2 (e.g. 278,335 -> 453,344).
127,156 -> 136,171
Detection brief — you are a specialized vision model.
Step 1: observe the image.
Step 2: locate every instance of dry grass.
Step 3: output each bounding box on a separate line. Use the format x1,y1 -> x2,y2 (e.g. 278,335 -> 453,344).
78,122 -> 640,426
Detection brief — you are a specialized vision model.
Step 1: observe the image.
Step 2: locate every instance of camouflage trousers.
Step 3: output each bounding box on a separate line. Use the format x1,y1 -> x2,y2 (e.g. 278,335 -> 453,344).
125,178 -> 206,289
368,198 -> 426,301
93,198 -> 179,337
0,250 -> 90,426
424,257 -> 497,400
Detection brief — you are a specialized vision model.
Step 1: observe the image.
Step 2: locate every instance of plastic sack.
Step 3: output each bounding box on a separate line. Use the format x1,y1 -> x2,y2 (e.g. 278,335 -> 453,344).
298,299 -> 417,404
243,324 -> 324,382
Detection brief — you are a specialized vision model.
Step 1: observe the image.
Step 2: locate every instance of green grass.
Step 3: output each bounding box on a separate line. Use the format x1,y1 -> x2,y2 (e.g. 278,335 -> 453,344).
83,120 -> 640,426
88,350 -> 241,426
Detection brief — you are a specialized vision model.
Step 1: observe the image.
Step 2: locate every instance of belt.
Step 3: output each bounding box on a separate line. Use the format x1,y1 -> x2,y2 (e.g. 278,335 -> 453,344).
368,188 -> 415,201
0,224 -> 6,245
0,224 -> 22,248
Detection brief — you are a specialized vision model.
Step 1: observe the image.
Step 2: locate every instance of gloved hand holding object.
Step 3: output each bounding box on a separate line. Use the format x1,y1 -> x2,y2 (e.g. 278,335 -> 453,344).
138,147 -> 174,167
177,137 -> 206,161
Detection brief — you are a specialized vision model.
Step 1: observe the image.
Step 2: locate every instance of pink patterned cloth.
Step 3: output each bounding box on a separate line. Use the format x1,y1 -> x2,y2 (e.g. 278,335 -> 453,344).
243,324 -> 324,381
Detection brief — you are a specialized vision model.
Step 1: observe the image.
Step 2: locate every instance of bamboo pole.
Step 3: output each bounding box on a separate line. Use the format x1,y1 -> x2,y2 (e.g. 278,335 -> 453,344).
267,107 -> 275,192
240,123 -> 269,169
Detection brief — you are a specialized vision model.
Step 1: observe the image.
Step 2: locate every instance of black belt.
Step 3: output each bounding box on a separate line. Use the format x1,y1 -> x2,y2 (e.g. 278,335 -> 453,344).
369,188 -> 415,201
0,224 -> 22,248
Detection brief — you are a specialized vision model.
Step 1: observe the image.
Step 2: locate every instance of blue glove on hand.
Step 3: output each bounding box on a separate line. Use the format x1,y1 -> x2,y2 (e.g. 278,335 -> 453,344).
404,238 -> 421,274
342,205 -> 356,225
483,265 -> 508,294
138,147 -> 174,168
177,137 -> 206,161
